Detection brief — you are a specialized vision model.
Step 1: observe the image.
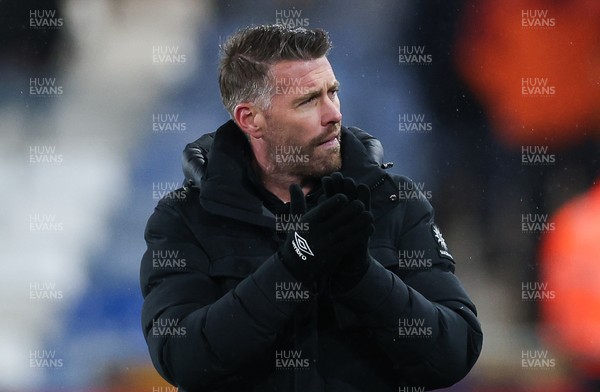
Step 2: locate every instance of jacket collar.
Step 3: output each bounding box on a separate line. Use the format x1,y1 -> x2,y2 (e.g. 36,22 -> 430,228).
199,120 -> 396,227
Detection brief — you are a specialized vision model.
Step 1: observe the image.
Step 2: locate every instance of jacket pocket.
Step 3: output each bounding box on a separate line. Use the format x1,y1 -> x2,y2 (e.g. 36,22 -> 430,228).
207,254 -> 257,294
201,236 -> 275,292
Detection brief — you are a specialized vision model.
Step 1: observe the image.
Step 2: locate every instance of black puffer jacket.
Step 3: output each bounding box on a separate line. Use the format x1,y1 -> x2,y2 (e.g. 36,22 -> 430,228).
140,120 -> 483,392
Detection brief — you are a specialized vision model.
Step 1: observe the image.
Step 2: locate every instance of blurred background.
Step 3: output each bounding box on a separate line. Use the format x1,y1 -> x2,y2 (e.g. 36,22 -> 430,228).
1,0 -> 598,390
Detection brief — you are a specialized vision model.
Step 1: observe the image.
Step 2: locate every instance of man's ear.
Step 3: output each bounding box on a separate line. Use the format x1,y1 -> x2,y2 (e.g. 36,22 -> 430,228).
233,103 -> 264,139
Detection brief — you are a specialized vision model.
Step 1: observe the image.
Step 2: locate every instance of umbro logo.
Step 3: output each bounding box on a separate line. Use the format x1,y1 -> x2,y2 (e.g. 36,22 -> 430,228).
432,224 -> 454,262
292,232 -> 314,261
432,224 -> 447,250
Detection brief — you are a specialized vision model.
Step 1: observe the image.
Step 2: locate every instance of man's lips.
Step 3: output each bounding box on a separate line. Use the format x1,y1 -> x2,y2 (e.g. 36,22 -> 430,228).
317,132 -> 340,147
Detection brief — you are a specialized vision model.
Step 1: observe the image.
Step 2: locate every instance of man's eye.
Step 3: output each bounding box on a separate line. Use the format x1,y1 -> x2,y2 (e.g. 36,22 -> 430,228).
303,96 -> 318,105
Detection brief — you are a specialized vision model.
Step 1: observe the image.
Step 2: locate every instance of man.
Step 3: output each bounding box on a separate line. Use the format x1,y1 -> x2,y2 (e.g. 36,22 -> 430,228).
140,24 -> 482,391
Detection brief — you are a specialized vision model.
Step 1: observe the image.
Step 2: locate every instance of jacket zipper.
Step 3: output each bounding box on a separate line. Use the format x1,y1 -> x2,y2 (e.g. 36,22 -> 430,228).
370,174 -> 387,191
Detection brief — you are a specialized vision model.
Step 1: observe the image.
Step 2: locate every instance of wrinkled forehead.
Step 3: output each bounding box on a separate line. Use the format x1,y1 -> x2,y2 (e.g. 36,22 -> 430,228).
270,57 -> 337,87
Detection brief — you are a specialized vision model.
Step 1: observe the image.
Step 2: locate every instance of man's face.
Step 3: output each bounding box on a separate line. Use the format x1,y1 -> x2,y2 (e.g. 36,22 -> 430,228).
258,56 -> 342,178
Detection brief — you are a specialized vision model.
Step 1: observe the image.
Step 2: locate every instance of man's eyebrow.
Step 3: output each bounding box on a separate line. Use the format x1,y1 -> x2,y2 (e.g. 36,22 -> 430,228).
293,81 -> 340,105
294,89 -> 319,105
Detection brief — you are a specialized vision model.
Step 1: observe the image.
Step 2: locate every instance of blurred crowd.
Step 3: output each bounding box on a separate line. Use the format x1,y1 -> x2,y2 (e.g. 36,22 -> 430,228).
1,0 -> 598,390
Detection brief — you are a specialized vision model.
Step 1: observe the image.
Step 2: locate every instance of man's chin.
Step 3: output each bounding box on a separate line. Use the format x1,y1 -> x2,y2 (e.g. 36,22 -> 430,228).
304,150 -> 342,178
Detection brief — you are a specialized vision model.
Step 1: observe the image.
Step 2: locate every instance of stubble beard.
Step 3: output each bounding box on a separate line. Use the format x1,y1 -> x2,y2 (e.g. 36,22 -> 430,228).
268,124 -> 342,179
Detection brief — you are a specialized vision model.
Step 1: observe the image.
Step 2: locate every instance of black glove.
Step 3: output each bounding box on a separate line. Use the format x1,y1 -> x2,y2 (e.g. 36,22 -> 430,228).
322,172 -> 375,291
279,183 -> 372,283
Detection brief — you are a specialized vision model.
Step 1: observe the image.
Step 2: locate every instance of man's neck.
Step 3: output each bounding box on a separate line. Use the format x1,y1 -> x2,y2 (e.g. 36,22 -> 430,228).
251,159 -> 314,203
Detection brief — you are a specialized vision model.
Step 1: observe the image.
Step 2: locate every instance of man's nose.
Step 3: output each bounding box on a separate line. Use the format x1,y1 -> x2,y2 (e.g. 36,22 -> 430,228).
321,96 -> 342,126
